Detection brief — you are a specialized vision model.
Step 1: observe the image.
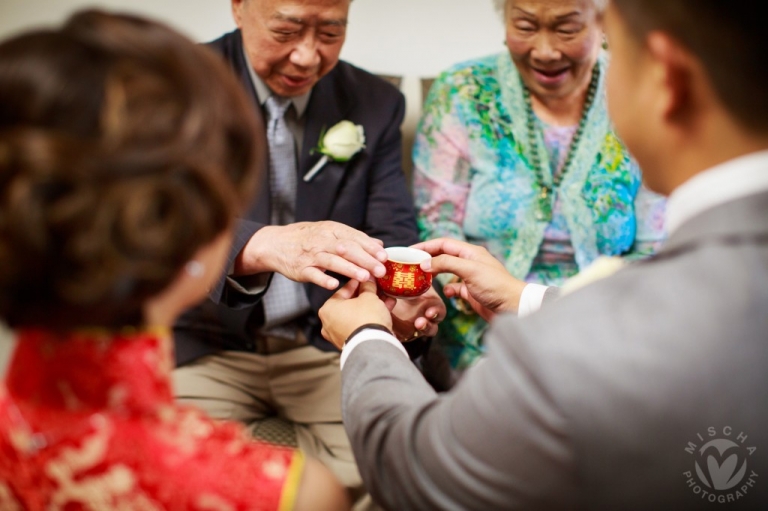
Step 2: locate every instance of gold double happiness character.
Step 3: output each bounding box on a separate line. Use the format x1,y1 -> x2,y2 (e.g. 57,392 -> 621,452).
392,271 -> 416,290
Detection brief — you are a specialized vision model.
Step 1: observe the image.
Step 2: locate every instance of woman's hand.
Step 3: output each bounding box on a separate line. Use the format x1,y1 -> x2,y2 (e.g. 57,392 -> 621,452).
414,238 -> 527,322
319,280 -> 394,350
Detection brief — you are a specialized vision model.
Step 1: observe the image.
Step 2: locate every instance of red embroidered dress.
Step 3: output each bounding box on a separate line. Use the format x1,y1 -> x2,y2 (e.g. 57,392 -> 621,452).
0,328 -> 303,510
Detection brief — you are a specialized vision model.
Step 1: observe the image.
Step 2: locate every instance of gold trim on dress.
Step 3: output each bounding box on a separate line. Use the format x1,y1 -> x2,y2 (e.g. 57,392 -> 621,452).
278,451 -> 305,511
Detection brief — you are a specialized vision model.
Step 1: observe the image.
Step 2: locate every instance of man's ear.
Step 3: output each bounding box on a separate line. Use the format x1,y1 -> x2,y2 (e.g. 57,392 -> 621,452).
645,31 -> 698,126
231,0 -> 246,29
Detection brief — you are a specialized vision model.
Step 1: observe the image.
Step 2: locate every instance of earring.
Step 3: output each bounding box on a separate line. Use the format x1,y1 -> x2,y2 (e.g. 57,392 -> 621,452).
185,261 -> 205,278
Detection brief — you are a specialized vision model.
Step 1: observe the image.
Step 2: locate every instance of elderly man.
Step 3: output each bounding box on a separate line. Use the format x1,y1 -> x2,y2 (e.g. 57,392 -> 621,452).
320,0 -> 768,509
172,0 -> 444,508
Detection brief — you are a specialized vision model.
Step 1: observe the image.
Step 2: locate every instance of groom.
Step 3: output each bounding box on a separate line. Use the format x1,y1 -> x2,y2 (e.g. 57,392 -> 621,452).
319,0 -> 768,509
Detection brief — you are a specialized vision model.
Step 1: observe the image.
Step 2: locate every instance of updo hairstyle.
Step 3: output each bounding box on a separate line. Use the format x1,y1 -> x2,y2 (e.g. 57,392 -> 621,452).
0,10 -> 263,329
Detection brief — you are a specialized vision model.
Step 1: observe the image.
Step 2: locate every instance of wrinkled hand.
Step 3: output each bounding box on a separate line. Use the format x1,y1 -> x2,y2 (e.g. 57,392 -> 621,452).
319,280 -> 395,350
234,221 -> 388,290
413,238 -> 527,322
390,286 -> 445,342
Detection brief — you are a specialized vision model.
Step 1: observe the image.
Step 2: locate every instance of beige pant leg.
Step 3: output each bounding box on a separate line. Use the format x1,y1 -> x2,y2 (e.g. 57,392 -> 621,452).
267,346 -> 381,511
172,352 -> 273,423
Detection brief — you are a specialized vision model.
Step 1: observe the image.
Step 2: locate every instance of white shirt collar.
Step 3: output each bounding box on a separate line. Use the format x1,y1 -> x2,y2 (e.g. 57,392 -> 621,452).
666,149 -> 768,234
241,46 -> 311,118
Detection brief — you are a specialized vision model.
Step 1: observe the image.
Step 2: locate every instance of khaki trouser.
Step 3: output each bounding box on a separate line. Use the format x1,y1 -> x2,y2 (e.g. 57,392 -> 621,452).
173,343 -> 377,511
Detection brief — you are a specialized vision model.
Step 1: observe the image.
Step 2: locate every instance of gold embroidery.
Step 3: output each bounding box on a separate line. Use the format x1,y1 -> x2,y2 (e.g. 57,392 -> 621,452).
0,482 -> 23,511
224,435 -> 247,457
196,493 -> 236,511
156,404 -> 177,424
8,428 -> 35,454
44,419 -> 161,510
114,493 -> 162,511
108,384 -> 129,409
155,408 -> 213,456
262,456 -> 288,481
46,420 -> 111,476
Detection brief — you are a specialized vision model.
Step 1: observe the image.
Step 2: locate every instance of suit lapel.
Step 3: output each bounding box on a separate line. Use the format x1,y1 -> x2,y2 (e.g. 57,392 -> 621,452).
245,92 -> 270,224
224,30 -> 272,224
296,69 -> 356,221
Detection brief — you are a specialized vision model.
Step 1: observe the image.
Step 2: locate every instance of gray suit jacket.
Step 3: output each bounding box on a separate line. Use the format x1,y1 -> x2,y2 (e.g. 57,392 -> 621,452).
341,191 -> 768,510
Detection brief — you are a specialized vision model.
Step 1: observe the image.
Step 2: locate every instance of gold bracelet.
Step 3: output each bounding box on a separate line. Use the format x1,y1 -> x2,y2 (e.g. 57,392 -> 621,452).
400,331 -> 422,343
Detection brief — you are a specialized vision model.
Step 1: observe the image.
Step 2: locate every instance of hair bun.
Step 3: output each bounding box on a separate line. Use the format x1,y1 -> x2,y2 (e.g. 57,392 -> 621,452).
0,11 -> 263,329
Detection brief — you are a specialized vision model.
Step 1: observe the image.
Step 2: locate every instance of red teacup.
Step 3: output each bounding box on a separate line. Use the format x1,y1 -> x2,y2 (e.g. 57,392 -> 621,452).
376,247 -> 432,298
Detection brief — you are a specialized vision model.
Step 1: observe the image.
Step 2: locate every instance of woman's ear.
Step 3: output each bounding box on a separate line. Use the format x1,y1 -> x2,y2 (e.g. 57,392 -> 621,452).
143,230 -> 233,327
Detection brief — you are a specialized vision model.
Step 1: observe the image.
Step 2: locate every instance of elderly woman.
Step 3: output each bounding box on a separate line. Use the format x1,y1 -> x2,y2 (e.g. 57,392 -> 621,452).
413,0 -> 666,370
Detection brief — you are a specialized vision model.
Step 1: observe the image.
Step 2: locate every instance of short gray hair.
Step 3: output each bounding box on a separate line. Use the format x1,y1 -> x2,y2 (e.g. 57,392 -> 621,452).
494,0 -> 607,17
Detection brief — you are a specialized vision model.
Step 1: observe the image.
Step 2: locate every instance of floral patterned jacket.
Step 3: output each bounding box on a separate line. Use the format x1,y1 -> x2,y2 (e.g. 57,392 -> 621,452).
413,51 -> 666,369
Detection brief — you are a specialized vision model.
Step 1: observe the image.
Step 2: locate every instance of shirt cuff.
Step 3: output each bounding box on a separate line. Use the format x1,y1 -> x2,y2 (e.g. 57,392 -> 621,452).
340,328 -> 409,370
226,273 -> 270,296
518,283 -> 551,318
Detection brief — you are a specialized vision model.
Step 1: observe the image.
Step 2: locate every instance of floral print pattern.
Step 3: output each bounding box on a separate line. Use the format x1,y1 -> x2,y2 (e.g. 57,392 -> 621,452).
413,52 -> 667,369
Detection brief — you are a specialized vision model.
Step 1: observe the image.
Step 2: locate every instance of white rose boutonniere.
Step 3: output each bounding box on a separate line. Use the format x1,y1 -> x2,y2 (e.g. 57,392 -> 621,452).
560,256 -> 626,296
302,120 -> 366,182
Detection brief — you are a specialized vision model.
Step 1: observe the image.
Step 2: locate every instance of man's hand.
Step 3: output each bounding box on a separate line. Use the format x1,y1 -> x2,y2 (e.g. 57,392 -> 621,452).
414,238 -> 527,321
319,280 -> 394,350
390,286 -> 445,342
234,221 -> 388,290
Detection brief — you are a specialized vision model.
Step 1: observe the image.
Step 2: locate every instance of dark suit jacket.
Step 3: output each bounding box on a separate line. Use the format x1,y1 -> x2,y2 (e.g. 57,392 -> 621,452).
342,190 -> 768,510
174,30 -> 419,365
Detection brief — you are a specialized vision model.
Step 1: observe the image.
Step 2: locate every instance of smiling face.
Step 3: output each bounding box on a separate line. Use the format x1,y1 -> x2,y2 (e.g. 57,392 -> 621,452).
505,0 -> 602,102
232,0 -> 350,97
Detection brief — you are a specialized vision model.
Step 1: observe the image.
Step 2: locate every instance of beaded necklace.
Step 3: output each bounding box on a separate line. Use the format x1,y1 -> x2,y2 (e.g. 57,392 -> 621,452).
523,63 -> 600,222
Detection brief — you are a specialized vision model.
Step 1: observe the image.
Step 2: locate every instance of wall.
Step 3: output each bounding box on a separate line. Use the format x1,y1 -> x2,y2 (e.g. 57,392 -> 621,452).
340,0 -> 505,175
0,0 -> 506,175
0,1 -> 504,74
